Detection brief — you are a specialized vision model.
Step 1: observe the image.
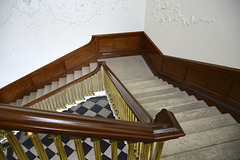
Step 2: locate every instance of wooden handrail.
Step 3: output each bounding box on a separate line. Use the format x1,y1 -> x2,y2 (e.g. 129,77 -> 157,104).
102,62 -> 153,123
23,62 -> 103,108
0,104 -> 184,143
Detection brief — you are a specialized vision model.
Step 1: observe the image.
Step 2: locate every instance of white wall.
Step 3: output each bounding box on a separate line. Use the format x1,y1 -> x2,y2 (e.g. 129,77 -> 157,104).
144,0 -> 240,69
0,0 -> 146,88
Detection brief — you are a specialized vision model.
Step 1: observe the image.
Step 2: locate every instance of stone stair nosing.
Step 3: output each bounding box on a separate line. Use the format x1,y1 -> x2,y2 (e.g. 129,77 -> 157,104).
43,85 -> 51,95
15,99 -> 23,106
58,78 -> 66,88
130,84 -> 174,94
122,77 -> 158,84
28,92 -> 37,103
89,62 -> 98,72
161,139 -> 240,160
35,88 -> 44,99
50,81 -> 59,91
66,74 -> 74,84
137,91 -> 189,104
133,87 -> 181,99
20,96 -> 29,106
161,124 -> 240,157
124,79 -> 165,88
82,66 -> 90,76
74,70 -> 82,80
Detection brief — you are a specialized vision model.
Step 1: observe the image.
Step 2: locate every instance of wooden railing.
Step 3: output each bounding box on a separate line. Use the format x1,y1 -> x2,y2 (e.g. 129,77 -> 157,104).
0,62 -> 184,160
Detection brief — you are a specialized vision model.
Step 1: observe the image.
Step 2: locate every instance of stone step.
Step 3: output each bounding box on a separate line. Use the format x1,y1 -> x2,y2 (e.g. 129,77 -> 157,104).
133,87 -> 181,99
58,78 -> 66,88
15,99 -> 23,106
74,70 -> 82,80
28,92 -> 37,103
125,79 -> 165,89
142,95 -> 198,111
35,88 -> 44,99
90,62 -> 98,72
162,124 -> 240,157
147,101 -> 208,116
20,96 -> 29,106
122,77 -> 158,84
66,74 -> 74,84
161,139 -> 240,160
82,66 -> 90,76
43,85 -> 51,95
180,113 -> 237,135
130,84 -> 174,94
137,91 -> 188,104
174,107 -> 221,123
50,81 -> 59,91
9,102 -> 16,106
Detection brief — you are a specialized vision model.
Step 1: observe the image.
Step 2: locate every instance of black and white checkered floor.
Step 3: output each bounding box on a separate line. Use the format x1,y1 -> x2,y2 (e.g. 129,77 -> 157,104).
6,96 -> 128,160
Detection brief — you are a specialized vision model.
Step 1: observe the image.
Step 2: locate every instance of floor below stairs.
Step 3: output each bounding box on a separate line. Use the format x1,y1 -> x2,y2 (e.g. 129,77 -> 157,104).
101,55 -> 240,160
5,96 -> 128,160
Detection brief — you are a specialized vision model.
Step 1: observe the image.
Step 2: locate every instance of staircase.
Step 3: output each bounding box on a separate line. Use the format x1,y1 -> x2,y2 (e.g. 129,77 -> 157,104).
9,62 -> 98,107
122,77 -> 240,160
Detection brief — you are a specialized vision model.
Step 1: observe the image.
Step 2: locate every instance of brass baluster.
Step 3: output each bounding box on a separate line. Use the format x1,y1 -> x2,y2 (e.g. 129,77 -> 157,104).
142,143 -> 152,160
83,80 -> 87,97
127,142 -> 135,160
96,72 -> 100,91
27,132 -> 49,160
73,138 -> 85,160
91,138 -> 102,160
85,79 -> 89,96
50,96 -> 57,111
153,141 -> 164,160
99,69 -> 103,91
75,83 -> 81,101
70,86 -> 75,104
90,77 -> 94,96
43,99 -> 50,111
110,140 -> 118,160
50,135 -> 67,160
46,98 -> 54,111
0,143 -> 7,160
1,130 -> 28,160
60,91 -> 67,108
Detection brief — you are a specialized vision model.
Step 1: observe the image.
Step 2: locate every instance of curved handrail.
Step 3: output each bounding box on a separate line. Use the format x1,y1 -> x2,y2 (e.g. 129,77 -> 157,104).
102,62 -> 153,123
0,104 -> 184,143
23,62 -> 103,108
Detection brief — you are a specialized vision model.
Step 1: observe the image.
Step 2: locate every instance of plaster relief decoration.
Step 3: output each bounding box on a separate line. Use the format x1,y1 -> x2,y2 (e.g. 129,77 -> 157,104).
153,0 -> 215,26
0,49 -> 14,62
0,0 -> 127,32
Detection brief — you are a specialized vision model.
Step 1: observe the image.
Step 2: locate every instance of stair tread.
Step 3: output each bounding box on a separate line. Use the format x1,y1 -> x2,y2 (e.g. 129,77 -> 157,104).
28,92 -> 37,103
66,74 -> 74,84
162,139 -> 240,160
147,100 -> 208,115
35,88 -> 44,99
122,77 -> 158,84
162,124 -> 240,157
10,102 -> 16,106
180,113 -> 237,135
74,70 -> 82,80
125,79 -> 165,88
82,66 -> 90,76
58,78 -> 66,87
51,81 -> 59,91
142,95 -> 198,111
174,106 -> 221,123
15,99 -> 23,106
21,96 -> 29,106
133,87 -> 181,99
130,84 -> 174,94
43,85 -> 51,95
90,62 -> 98,72
137,91 -> 188,104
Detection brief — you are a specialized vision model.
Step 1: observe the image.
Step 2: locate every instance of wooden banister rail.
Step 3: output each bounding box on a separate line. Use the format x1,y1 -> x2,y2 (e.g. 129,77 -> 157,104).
102,62 -> 153,123
23,62 -> 102,108
0,104 -> 184,143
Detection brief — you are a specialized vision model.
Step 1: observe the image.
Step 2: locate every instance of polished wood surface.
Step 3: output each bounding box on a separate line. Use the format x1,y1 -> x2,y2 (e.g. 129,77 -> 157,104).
142,32 -> 240,122
0,32 -> 143,104
0,103 -> 184,143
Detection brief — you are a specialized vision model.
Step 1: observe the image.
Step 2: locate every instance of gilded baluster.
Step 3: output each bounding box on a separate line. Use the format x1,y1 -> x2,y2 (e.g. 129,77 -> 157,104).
80,81 -> 84,100
70,86 -> 76,103
99,69 -> 103,91
50,96 -> 57,111
75,83 -> 80,101
127,142 -> 135,160
73,138 -> 85,160
96,72 -> 100,91
1,130 -> 28,160
60,91 -> 67,108
153,141 -> 164,160
142,143 -> 152,160
110,140 -> 118,160
50,135 -> 67,160
90,77 -> 94,96
83,80 -> 87,97
43,99 -> 50,111
0,143 -> 7,160
91,138 -> 102,160
54,94 -> 61,110
46,98 -> 54,111
85,79 -> 90,96
27,132 -> 49,160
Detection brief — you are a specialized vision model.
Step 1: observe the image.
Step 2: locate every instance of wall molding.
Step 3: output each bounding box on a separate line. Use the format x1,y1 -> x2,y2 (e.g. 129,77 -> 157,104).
142,32 -> 240,122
